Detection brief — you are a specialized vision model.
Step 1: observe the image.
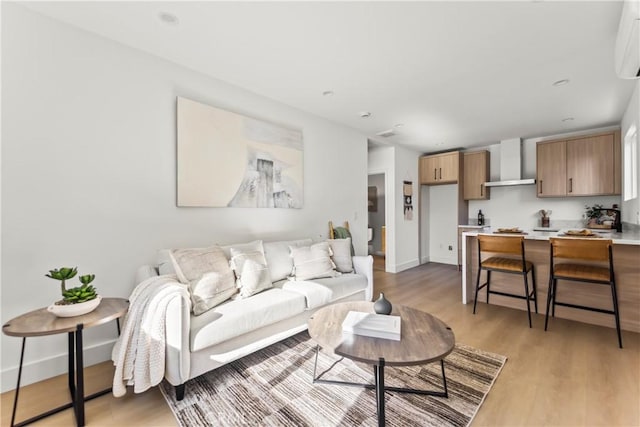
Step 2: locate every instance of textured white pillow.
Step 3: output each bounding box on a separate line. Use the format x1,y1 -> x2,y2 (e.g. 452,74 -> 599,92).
170,246 -> 237,315
289,241 -> 338,281
263,239 -> 314,282
327,238 -> 354,273
229,241 -> 272,298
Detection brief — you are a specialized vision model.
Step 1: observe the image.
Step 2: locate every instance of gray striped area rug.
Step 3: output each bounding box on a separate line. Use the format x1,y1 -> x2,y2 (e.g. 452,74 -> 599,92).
159,332 -> 506,427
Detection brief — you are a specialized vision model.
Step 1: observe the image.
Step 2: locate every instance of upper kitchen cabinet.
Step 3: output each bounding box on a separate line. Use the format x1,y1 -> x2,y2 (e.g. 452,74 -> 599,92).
419,151 -> 461,185
463,150 -> 490,200
536,130 -> 621,197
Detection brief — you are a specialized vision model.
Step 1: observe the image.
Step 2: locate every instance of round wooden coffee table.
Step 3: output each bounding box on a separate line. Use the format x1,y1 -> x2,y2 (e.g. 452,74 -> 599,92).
308,301 -> 455,427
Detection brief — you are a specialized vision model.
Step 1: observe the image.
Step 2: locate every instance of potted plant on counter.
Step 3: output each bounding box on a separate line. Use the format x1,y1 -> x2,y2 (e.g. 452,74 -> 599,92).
46,267 -> 101,317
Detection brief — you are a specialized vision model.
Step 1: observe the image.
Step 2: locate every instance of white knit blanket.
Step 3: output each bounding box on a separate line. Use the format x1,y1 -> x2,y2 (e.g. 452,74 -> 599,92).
111,274 -> 189,397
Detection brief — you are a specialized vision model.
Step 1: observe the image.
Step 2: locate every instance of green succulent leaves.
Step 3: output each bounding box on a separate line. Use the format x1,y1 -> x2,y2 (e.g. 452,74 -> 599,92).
46,266 -> 98,304
62,284 -> 98,304
79,274 -> 95,285
46,267 -> 78,281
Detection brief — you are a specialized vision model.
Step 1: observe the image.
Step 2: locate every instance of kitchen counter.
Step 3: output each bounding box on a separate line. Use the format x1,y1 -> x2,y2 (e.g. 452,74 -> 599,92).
460,228 -> 640,333
461,227 -> 640,245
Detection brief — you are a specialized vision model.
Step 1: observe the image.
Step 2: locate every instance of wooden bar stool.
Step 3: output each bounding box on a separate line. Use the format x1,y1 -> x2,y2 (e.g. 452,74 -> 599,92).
545,237 -> 622,348
473,235 -> 537,327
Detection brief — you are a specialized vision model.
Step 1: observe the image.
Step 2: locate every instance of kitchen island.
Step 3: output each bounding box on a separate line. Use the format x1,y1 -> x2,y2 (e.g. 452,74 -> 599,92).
461,228 -> 640,333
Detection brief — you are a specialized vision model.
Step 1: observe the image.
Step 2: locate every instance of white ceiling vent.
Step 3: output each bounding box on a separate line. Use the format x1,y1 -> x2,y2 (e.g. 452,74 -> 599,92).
376,129 -> 396,138
615,0 -> 640,79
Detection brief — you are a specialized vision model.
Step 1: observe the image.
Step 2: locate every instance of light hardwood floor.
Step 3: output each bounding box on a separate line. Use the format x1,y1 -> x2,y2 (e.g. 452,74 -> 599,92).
2,263 -> 638,426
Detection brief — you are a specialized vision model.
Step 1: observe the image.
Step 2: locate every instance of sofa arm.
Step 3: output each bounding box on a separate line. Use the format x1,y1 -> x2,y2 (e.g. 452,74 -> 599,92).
352,255 -> 374,301
164,289 -> 191,386
135,265 -> 159,284
131,268 -> 191,387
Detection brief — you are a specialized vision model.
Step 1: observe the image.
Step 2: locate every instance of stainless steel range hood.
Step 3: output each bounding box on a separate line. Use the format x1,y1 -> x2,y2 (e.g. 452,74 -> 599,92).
484,138 -> 536,187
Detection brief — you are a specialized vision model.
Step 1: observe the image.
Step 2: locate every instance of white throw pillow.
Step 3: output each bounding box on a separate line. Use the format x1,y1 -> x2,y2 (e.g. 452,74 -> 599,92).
327,238 -> 354,273
170,246 -> 237,315
229,241 -> 272,298
289,241 -> 338,281
263,239 -> 314,282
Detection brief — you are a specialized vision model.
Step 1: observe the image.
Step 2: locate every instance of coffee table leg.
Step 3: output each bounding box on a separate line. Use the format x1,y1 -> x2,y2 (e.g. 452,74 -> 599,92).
440,360 -> 448,398
375,358 -> 385,427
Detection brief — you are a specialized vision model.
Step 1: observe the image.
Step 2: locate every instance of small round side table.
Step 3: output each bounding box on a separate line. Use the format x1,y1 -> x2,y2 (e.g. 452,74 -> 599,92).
2,297 -> 129,427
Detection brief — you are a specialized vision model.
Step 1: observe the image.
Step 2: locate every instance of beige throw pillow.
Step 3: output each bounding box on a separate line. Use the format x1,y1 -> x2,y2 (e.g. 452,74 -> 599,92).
170,246 -> 237,315
289,241 -> 338,281
327,238 -> 354,273
229,241 -> 272,298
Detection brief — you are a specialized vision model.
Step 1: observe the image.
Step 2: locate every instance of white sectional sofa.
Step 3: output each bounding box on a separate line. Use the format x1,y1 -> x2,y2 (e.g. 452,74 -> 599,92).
134,238 -> 373,400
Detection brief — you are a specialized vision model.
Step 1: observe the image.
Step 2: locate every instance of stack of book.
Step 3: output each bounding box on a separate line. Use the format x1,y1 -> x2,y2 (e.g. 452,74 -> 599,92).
341,311 -> 401,341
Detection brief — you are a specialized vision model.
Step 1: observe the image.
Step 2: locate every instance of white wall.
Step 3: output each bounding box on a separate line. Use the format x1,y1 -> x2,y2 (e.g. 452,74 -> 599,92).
367,144 -> 421,273
621,81 -> 639,225
1,4 -> 368,391
368,146 -> 395,271
427,184 -> 459,264
392,145 -> 420,272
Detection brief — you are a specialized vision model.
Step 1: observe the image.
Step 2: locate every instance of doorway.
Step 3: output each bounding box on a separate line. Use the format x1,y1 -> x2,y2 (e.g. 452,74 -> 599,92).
368,173 -> 386,271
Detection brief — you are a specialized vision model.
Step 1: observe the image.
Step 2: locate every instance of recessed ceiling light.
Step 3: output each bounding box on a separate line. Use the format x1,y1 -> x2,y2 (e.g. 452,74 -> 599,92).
322,90 -> 334,97
562,117 -> 574,122
552,79 -> 570,86
393,123 -> 404,128
158,12 -> 179,25
359,111 -> 371,118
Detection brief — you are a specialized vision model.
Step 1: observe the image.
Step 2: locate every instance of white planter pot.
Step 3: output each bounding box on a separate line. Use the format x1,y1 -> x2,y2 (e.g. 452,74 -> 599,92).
48,295 -> 102,318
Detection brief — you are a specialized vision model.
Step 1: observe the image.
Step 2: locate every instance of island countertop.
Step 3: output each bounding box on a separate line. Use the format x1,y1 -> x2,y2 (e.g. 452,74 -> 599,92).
460,228 -> 640,333
460,227 -> 640,245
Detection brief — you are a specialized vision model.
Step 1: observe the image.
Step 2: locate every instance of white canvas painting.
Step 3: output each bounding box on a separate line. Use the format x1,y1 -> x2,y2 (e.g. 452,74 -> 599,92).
177,97 -> 303,208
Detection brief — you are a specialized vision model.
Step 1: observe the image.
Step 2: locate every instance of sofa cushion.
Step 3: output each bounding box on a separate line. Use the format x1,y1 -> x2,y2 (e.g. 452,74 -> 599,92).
229,241 -> 272,298
263,239 -> 313,282
281,273 -> 367,308
289,241 -> 338,281
190,288 -> 306,352
170,246 -> 237,316
327,238 -> 354,273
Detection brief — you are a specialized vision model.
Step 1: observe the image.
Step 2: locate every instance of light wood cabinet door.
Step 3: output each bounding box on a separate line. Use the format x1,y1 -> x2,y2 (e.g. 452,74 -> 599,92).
463,151 -> 489,200
420,152 -> 460,185
420,156 -> 438,184
566,134 -> 614,196
537,140 -> 567,197
438,152 -> 459,183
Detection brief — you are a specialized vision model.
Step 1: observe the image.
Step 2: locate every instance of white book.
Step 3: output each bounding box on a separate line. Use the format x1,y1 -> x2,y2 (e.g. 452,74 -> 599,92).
341,311 -> 401,341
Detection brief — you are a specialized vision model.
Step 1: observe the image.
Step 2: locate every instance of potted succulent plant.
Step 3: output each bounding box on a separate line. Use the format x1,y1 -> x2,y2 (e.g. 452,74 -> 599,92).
46,267 -> 101,317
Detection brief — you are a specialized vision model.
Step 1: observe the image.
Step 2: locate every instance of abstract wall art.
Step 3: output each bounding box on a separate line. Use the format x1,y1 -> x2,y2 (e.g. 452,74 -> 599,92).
176,97 -> 303,208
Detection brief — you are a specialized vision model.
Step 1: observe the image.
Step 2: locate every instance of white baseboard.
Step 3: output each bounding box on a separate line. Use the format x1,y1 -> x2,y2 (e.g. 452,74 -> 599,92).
394,258 -> 420,272
1,339 -> 117,393
421,255 -> 430,264
428,256 -> 457,265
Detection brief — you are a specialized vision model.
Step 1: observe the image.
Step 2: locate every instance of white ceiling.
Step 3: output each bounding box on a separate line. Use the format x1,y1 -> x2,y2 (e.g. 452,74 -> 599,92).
19,1 -> 637,153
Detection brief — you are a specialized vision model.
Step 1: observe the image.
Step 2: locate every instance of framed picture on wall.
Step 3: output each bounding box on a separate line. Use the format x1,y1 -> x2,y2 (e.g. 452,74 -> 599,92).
368,186 -> 378,212
176,97 -> 304,208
